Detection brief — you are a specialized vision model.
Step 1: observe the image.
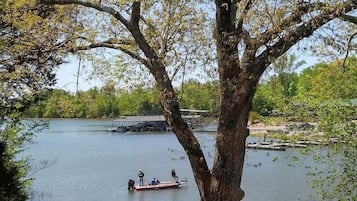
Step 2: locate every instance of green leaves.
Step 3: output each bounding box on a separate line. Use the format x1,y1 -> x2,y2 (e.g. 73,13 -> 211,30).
0,2 -> 73,199
298,95 -> 357,200
254,56 -> 357,118
0,118 -> 48,201
178,79 -> 219,115
0,0 -> 75,118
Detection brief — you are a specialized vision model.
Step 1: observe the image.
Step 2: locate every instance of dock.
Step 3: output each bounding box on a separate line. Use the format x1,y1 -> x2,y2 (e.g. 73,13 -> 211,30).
246,143 -> 286,151
246,141 -> 308,151
108,115 -> 204,132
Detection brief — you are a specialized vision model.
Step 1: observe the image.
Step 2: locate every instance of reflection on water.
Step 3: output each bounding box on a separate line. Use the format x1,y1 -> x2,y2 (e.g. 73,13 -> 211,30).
26,119 -> 316,201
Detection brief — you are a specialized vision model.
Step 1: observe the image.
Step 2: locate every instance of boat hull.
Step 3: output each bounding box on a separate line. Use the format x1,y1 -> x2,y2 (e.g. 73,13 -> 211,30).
134,181 -> 186,191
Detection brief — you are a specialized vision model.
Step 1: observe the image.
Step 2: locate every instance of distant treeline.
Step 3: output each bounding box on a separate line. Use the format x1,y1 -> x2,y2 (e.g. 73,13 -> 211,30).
24,80 -> 220,118
24,58 -> 357,118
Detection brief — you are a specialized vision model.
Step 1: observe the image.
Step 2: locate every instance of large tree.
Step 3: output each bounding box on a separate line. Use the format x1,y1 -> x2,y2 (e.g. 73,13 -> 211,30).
39,1 -> 357,201
0,0 -> 74,200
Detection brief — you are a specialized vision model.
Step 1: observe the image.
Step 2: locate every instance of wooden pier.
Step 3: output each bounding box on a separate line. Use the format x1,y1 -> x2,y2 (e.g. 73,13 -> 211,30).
246,143 -> 286,151
246,141 -> 308,151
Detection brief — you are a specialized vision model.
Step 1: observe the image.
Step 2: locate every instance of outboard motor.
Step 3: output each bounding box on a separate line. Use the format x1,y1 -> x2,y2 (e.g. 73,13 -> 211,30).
128,179 -> 135,190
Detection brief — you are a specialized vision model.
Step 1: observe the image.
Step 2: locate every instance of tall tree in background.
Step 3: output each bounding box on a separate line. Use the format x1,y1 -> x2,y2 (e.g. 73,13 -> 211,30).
297,59 -> 357,100
0,0 -> 73,200
254,54 -> 304,115
39,1 -> 357,200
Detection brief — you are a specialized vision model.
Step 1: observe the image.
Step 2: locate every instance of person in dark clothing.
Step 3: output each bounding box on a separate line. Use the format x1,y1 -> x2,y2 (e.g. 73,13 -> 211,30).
151,178 -> 157,185
171,169 -> 178,181
128,179 -> 135,190
138,169 -> 145,185
138,169 -> 145,186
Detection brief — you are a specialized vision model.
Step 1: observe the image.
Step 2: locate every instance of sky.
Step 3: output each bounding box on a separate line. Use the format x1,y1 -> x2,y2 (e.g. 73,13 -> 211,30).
55,57 -> 103,93
54,53 -> 321,93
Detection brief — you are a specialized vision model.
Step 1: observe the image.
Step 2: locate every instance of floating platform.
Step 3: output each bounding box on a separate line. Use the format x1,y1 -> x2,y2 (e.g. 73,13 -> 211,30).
108,115 -> 204,132
246,141 -> 311,151
246,143 -> 286,151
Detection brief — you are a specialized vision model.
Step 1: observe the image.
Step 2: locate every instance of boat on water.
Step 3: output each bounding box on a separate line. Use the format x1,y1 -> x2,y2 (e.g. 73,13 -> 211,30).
133,179 -> 187,191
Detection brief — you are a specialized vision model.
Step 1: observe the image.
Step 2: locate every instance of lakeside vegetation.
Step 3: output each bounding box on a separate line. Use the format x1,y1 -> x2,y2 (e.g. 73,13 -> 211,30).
25,57 -> 357,122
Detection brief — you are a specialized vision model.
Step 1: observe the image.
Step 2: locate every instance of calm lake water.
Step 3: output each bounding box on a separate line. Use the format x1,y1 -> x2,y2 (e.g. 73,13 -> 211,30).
25,119 -> 317,201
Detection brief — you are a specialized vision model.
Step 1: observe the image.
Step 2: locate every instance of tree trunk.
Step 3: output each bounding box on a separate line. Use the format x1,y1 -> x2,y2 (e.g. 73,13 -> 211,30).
203,52 -> 254,201
207,92 -> 251,200
201,2 -> 257,200
155,68 -> 212,200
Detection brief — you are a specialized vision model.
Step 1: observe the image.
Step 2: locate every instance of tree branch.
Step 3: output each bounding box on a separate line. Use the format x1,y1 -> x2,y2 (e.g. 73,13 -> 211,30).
130,1 -> 140,27
40,0 -> 130,27
342,31 -> 357,70
236,0 -> 252,34
257,1 -> 325,49
71,38 -> 148,66
254,21 -> 318,77
41,0 -> 159,64
254,1 -> 357,77
341,14 -> 357,25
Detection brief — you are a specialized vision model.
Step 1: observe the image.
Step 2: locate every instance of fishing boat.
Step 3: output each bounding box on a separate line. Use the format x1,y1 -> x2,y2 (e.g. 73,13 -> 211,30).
134,179 -> 187,191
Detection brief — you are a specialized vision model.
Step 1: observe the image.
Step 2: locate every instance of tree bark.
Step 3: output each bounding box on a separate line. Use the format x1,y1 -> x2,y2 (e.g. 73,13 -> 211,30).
205,1 -> 258,200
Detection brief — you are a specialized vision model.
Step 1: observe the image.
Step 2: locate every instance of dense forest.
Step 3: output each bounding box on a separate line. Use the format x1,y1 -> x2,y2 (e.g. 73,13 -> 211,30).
25,57 -> 357,119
